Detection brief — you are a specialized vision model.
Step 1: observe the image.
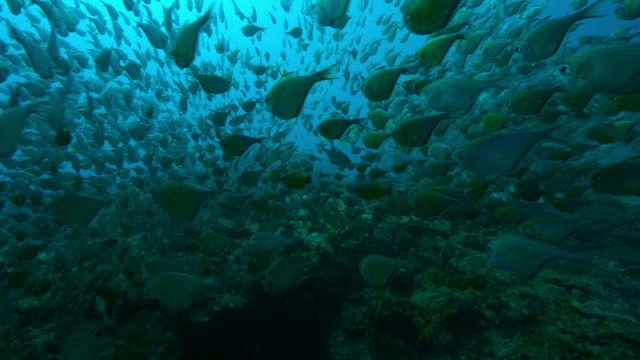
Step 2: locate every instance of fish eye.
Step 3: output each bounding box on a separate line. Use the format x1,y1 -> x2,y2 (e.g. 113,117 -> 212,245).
591,174 -> 601,182
614,8 -> 620,14
560,65 -> 569,74
403,14 -> 410,21
514,45 -> 521,52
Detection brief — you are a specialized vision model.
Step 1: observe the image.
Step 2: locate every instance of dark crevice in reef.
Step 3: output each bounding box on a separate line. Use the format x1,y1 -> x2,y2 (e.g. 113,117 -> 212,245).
178,268 -> 349,359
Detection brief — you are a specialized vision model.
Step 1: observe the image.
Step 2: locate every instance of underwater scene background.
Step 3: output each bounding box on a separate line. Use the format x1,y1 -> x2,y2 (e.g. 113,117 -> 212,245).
1,0 -> 640,358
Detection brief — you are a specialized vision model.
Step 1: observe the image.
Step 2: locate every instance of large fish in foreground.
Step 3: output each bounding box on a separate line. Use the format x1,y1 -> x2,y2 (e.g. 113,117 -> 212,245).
170,7 -> 213,69
265,64 -> 339,120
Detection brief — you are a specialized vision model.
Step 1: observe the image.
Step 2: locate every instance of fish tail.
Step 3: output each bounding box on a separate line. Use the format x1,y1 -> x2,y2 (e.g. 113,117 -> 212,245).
316,63 -> 341,81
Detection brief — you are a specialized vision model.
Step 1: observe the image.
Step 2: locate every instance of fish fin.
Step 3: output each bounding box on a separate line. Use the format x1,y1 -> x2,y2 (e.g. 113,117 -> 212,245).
317,63 -> 341,81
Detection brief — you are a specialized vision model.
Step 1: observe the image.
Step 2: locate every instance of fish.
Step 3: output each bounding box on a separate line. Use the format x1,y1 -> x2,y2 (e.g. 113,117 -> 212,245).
221,134 -> 267,157
352,181 -> 391,199
615,0 -> 640,20
590,156 -> 640,196
423,77 -> 501,114
317,117 -> 365,140
265,64 -> 339,120
416,31 -> 465,70
286,27 -> 303,38
489,234 -> 590,282
392,113 -> 448,147
308,0 -> 352,29
563,43 -> 640,95
6,0 -> 23,15
456,126 -> 558,177
368,108 -> 392,130
282,171 -> 311,190
241,24 -> 265,37
7,24 -> 55,79
138,22 -> 169,49
359,254 -> 411,287
48,193 -> 108,226
509,86 -> 562,115
517,1 -> 603,62
194,73 -> 232,95
401,0 -> 462,35
170,7 -> 213,69
362,131 -> 390,149
0,102 -> 46,159
152,183 -> 211,223
363,64 -> 416,102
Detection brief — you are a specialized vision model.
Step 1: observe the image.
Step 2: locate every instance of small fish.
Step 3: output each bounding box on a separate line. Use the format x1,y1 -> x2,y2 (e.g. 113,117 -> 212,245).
517,1 -> 603,62
282,171 -> 311,190
221,134 -> 267,157
8,24 -> 55,79
48,193 -> 107,226
563,43 -> 640,95
423,77 -> 501,114
317,117 -> 365,140
308,0 -> 352,29
393,113 -> 448,147
194,73 -> 232,95
363,64 -> 416,102
416,31 -> 465,70
241,24 -> 265,37
138,22 -> 169,49
509,86 -> 562,115
615,0 -> 640,20
171,7 -> 213,69
266,64 -> 339,119
401,0 -> 462,35
352,181 -> 391,199
286,27 -> 303,38
152,183 -> 211,223
456,126 -> 558,177
590,156 -> 640,196
489,234 -> 589,281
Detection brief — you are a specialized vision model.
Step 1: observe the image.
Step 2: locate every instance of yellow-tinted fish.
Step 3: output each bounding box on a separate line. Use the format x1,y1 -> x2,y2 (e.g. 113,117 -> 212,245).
517,1 -> 602,62
368,108 -> 392,130
401,0 -> 462,35
509,86 -> 561,115
393,113 -> 448,147
362,131 -> 389,149
563,43 -> 640,94
363,64 -> 416,102
317,117 -> 365,140
416,32 -> 465,70
266,64 -> 339,119
170,7 -> 213,69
